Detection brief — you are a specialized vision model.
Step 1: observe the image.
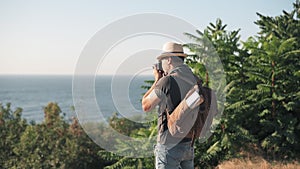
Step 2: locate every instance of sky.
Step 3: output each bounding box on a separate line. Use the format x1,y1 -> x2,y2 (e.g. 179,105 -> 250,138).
0,0 -> 295,75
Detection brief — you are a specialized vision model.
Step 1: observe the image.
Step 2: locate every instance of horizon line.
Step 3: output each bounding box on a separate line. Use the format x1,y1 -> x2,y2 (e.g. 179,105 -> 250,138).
0,73 -> 153,76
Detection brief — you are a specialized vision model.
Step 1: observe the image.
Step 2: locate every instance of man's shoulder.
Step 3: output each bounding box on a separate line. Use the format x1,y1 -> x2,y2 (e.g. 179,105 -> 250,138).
156,75 -> 172,86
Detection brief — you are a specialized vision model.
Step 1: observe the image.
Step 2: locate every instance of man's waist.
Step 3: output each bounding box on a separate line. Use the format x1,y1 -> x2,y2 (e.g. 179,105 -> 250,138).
158,136 -> 192,144
180,137 -> 192,143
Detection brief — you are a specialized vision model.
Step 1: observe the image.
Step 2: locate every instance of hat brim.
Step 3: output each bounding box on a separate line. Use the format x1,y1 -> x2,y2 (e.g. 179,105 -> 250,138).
157,53 -> 187,60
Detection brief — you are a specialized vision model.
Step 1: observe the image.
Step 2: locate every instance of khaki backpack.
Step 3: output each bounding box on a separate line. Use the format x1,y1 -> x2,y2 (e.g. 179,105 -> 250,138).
166,76 -> 218,145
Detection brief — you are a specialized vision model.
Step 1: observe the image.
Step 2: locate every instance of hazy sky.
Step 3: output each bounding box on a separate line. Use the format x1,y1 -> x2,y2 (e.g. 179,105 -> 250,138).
0,0 -> 294,75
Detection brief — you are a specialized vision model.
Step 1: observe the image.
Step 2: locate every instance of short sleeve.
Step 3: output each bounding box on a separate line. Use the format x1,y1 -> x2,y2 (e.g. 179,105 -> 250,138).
154,76 -> 170,100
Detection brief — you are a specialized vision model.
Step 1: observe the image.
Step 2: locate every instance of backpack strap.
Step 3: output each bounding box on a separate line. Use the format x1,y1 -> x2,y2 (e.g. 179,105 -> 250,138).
191,83 -> 202,147
190,130 -> 195,147
165,75 -> 174,115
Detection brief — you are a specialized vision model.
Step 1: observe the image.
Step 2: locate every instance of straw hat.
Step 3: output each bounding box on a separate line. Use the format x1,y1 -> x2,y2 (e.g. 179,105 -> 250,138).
157,42 -> 187,60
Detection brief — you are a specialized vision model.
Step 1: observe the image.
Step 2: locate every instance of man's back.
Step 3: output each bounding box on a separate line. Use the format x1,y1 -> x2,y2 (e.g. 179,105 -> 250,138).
155,64 -> 197,144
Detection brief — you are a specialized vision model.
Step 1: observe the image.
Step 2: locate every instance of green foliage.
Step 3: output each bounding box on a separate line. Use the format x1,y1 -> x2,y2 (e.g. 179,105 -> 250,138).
109,113 -> 145,136
183,1 -> 300,167
244,2 -> 300,158
99,151 -> 154,169
184,17 -> 254,168
100,115 -> 157,169
0,102 -> 106,169
0,103 -> 27,168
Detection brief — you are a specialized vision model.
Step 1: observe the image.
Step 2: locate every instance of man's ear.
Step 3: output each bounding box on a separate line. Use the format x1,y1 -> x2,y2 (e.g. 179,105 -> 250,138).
167,57 -> 172,64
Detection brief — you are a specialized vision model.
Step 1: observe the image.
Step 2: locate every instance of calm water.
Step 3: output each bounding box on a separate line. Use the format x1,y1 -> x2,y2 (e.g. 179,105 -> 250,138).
0,75 -> 152,122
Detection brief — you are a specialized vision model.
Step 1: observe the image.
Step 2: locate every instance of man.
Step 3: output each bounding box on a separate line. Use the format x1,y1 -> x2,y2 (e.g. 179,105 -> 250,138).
142,42 -> 198,169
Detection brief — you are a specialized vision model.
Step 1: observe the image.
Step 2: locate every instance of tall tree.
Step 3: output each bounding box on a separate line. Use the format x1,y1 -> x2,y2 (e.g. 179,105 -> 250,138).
244,1 -> 300,159
184,18 -> 253,168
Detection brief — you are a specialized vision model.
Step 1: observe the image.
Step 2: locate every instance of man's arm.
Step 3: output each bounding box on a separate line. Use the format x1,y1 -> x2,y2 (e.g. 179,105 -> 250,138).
142,69 -> 162,112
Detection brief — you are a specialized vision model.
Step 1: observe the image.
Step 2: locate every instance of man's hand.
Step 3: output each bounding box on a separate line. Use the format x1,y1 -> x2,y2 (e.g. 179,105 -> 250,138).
153,69 -> 163,81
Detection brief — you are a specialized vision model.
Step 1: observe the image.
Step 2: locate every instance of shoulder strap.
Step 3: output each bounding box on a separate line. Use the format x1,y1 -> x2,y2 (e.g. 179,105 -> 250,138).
165,75 -> 174,114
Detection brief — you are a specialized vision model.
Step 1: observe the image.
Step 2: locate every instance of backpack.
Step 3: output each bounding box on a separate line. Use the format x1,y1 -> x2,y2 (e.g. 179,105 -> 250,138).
166,75 -> 218,145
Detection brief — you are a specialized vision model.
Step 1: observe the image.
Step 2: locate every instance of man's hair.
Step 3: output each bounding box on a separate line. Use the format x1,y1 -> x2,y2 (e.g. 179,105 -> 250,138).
171,56 -> 184,65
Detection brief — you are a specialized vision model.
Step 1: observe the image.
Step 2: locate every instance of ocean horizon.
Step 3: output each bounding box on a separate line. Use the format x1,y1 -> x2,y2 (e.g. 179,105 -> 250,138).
0,74 -> 153,123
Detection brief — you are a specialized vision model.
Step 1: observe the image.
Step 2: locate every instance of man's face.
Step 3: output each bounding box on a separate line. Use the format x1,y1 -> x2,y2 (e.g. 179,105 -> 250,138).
161,57 -> 170,73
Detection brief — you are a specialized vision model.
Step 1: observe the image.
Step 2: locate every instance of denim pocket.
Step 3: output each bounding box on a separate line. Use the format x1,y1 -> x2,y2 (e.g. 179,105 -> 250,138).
157,151 -> 168,167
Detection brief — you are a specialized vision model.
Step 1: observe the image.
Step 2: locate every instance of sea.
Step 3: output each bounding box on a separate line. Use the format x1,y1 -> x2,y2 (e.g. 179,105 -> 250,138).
0,75 -> 153,123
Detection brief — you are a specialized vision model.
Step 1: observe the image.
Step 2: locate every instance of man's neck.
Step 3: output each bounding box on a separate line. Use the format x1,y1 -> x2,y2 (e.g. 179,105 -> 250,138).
167,64 -> 185,75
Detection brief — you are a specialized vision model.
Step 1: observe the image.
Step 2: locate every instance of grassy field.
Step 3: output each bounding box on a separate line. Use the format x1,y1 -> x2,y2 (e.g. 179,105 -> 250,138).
216,157 -> 300,169
213,143 -> 300,169
215,146 -> 300,169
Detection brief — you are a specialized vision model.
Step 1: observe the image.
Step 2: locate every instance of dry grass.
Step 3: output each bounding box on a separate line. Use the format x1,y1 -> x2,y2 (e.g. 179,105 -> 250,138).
216,157 -> 300,169
215,143 -> 300,169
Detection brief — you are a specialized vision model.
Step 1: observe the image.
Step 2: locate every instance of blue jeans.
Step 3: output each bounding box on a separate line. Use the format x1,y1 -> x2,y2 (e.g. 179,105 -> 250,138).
154,142 -> 194,169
